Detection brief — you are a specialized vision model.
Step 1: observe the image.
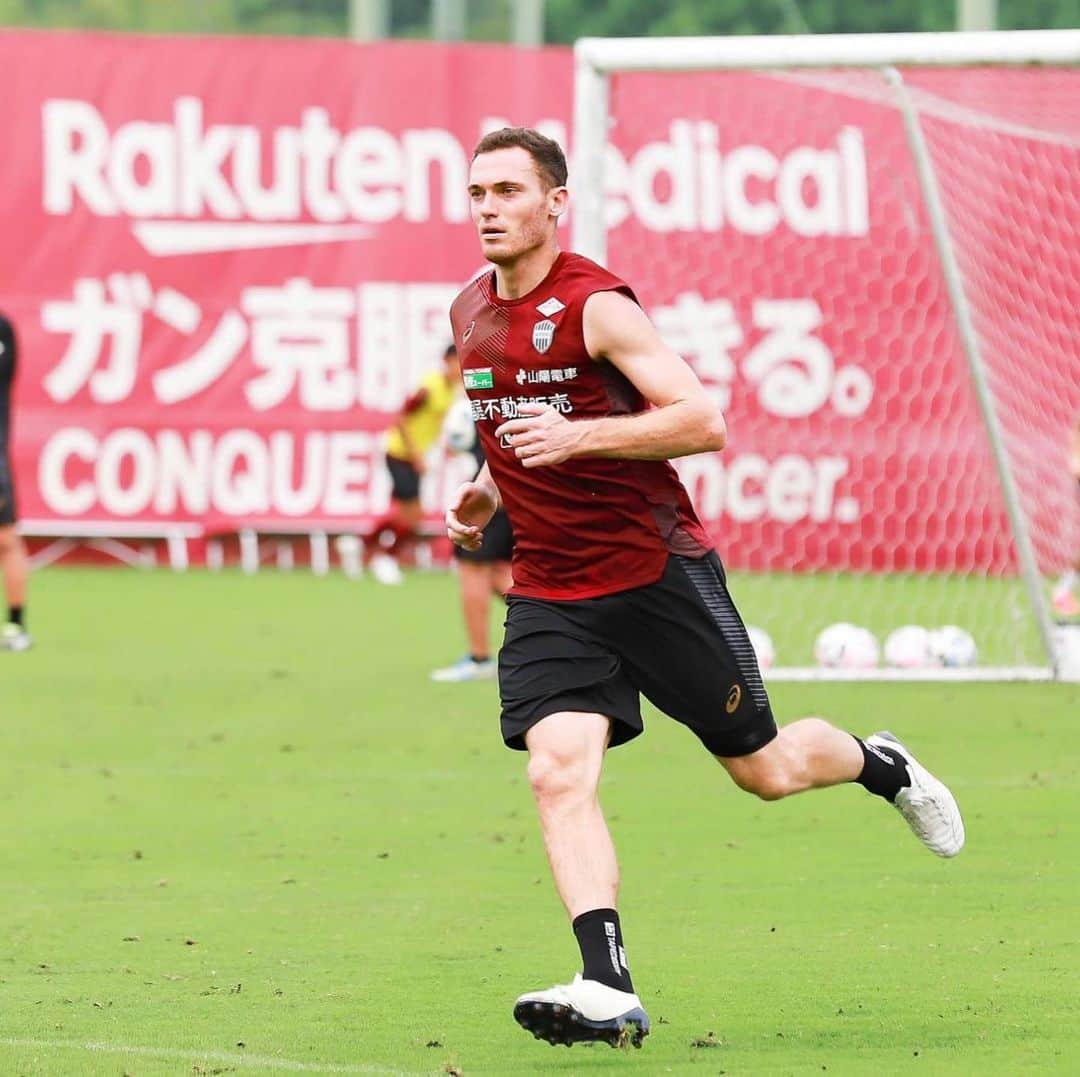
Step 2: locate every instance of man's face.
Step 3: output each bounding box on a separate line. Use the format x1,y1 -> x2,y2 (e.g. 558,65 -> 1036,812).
468,146 -> 564,266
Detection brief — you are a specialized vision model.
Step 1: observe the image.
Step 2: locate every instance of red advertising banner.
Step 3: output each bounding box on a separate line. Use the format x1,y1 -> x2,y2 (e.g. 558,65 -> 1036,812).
2,31 -> 1076,574
0,30 -> 573,550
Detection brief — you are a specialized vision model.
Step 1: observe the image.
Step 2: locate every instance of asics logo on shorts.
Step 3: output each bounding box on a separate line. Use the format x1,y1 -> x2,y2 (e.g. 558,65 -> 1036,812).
725,684 -> 742,713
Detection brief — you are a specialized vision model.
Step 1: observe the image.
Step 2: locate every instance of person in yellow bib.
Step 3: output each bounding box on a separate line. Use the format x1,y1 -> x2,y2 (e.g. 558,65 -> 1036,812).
366,344 -> 462,584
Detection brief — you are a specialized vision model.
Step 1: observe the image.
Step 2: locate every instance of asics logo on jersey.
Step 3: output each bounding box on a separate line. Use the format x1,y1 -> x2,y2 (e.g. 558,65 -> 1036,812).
462,320 -> 476,344
725,684 -> 742,713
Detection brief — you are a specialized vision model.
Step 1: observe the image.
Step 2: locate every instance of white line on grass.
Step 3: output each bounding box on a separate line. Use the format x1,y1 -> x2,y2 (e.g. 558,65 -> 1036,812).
0,1038 -> 426,1075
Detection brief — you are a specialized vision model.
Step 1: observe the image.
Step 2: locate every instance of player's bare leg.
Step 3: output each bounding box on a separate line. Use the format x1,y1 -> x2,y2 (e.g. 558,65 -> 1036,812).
719,717 -> 862,798
718,717 -> 964,857
514,711 -> 649,1048
461,562 -> 495,661
0,525 -> 31,652
431,562 -> 499,682
526,712 -> 616,917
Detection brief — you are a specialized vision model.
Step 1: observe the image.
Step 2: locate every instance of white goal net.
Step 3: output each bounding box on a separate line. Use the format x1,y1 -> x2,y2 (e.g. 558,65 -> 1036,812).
572,31 -> 1080,679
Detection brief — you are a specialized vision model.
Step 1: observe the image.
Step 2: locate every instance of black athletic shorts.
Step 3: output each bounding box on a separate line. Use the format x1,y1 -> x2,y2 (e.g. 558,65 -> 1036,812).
454,508 -> 513,564
498,551 -> 777,758
385,454 -> 421,502
0,449 -> 15,526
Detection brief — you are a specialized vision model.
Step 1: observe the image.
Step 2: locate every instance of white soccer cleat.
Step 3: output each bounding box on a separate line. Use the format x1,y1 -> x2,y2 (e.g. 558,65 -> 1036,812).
368,553 -> 404,586
513,974 -> 650,1048
430,656 -> 496,682
0,623 -> 32,653
867,731 -> 965,858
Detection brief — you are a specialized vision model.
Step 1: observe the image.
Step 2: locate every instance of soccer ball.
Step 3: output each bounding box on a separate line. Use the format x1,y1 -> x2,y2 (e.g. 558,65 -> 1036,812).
746,625 -> 776,671
443,397 -> 477,454
814,622 -> 880,669
928,625 -> 978,668
884,625 -> 934,669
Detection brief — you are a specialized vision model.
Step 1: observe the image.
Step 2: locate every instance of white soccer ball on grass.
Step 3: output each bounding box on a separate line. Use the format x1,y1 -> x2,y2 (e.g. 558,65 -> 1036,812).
814,623 -> 880,670
884,625 -> 935,669
928,625 -> 978,668
443,397 -> 477,454
746,625 -> 776,670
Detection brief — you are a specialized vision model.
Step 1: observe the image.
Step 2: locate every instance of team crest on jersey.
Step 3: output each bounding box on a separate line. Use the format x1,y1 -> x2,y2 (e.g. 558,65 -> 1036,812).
532,319 -> 556,354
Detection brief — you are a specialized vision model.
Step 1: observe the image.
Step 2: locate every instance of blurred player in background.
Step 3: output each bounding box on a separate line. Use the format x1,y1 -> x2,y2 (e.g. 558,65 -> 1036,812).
1051,413 -> 1080,617
0,313 -> 31,652
445,128 -> 965,1051
431,399 -> 513,682
364,343 -> 461,585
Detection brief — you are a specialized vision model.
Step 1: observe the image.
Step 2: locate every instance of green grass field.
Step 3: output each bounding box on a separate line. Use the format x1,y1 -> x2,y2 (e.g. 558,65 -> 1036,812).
1,567 -> 1077,1076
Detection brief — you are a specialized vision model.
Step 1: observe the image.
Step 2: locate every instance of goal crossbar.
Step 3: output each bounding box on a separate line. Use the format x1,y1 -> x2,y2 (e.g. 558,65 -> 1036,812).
575,29 -> 1080,74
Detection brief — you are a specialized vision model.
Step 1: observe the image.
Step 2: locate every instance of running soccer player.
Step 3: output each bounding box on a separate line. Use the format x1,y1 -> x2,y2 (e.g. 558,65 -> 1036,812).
365,343 -> 461,585
444,128 -> 965,1050
0,313 -> 31,652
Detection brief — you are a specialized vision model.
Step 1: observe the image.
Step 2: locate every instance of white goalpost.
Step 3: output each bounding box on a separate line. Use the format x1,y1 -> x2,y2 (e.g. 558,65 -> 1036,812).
572,30 -> 1080,681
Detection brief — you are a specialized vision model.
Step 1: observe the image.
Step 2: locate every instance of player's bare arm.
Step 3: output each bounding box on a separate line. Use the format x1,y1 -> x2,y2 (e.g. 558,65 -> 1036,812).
494,290 -> 726,469
446,461 -> 501,550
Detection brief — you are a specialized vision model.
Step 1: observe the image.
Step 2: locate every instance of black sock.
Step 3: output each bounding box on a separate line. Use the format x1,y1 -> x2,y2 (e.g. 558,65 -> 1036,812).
8,606 -> 23,628
853,736 -> 910,802
572,908 -> 634,993
470,654 -> 489,663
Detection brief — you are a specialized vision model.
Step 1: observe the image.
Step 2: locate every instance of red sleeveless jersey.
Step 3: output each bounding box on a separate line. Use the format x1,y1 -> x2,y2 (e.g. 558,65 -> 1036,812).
449,252 -> 711,600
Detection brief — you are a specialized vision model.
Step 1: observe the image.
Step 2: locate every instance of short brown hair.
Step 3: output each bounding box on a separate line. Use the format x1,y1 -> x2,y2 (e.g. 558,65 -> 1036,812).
472,127 -> 568,190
